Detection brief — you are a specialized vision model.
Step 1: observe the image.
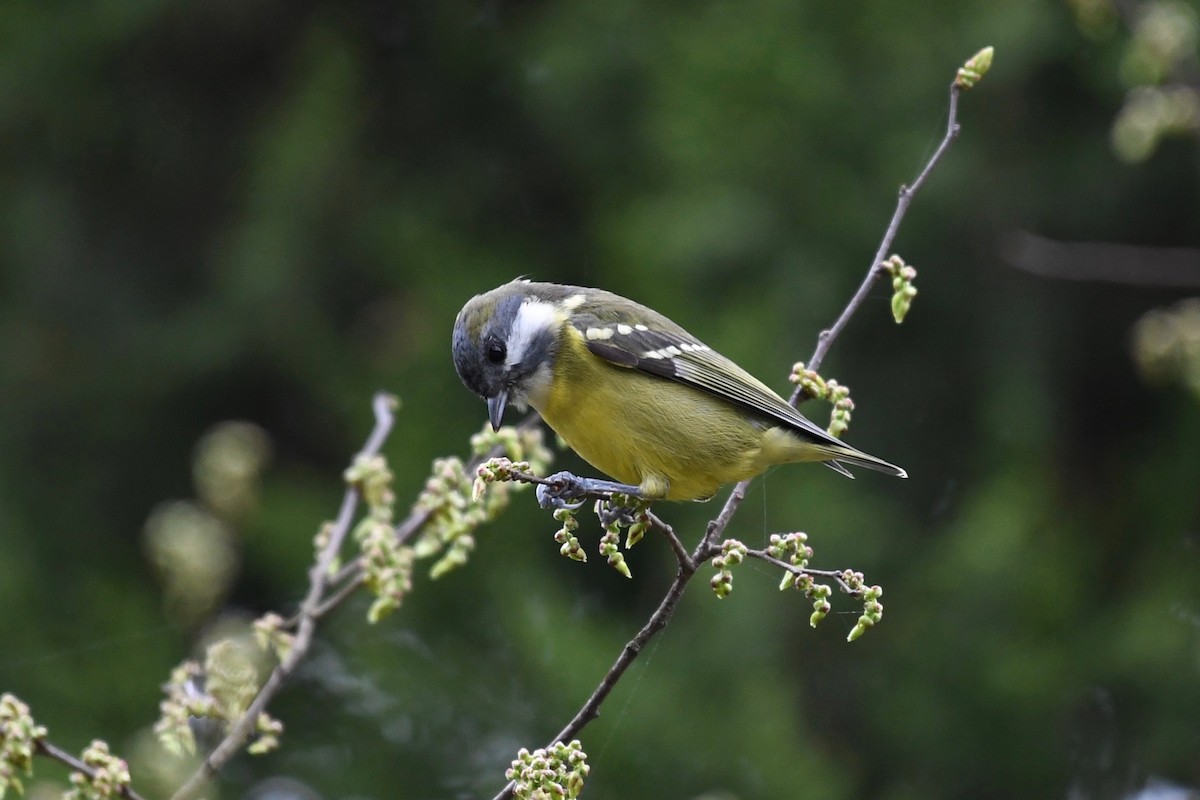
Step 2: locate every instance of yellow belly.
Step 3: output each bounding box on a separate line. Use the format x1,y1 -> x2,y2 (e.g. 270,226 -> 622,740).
530,335 -> 802,501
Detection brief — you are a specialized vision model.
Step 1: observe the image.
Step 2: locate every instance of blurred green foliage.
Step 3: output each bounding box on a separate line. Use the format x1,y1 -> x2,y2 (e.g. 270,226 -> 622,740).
1,0 -> 1199,798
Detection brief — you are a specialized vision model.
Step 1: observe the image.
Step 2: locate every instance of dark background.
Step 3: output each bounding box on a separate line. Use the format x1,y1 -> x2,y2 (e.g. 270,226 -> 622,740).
2,1 -> 1199,798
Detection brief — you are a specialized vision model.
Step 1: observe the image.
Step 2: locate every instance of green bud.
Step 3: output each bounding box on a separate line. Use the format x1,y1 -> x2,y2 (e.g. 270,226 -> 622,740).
599,530 -> 631,577
884,255 -> 918,323
0,694 -> 48,798
625,520 -> 647,548
789,362 -> 827,398
955,46 -> 995,89
847,615 -> 874,642
507,740 -> 588,800
430,534 -> 474,579
66,740 -> 134,800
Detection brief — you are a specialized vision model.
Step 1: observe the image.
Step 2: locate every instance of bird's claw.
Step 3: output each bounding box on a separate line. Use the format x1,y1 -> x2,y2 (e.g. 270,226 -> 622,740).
535,471 -> 644,510
595,500 -> 637,527
536,471 -> 589,510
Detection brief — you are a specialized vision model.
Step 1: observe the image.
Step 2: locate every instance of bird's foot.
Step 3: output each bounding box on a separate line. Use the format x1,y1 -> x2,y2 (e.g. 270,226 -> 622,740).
595,498 -> 641,528
535,471 -> 643,510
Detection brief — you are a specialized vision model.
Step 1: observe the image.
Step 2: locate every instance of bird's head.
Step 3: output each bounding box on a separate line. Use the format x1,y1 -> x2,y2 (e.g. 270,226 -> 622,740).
452,280 -> 562,430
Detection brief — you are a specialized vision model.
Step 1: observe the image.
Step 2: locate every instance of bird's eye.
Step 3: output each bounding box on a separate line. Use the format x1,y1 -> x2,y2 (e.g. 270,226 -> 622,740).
485,338 -> 507,365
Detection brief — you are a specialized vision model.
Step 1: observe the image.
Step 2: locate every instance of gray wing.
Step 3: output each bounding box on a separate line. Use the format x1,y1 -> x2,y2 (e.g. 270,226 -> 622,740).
575,317 -> 845,449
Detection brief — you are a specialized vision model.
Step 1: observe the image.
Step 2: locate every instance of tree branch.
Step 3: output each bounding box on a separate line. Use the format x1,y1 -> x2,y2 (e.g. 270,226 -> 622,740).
35,740 -> 149,800
803,78 -> 961,379
648,511 -> 693,569
323,413 -> 544,599
492,63 -> 974,800
489,554 -> 704,800
168,392 -> 398,800
744,550 -> 861,594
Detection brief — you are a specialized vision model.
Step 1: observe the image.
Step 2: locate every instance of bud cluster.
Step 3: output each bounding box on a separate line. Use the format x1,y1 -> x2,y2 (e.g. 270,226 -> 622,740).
592,497 -> 651,578
253,612 -> 296,663
955,45 -> 994,89
552,507 -> 585,562
768,531 -> 813,572
1,693 -> 47,798
825,381 -> 854,439
65,741 -> 132,800
407,425 -> 555,588
505,740 -> 590,800
847,583 -> 885,643
710,539 -> 747,599
789,365 -> 858,437
883,255 -> 918,324
154,636 -> 283,758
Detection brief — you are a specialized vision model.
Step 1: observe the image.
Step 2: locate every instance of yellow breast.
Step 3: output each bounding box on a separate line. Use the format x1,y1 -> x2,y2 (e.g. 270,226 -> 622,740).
530,326 -> 781,501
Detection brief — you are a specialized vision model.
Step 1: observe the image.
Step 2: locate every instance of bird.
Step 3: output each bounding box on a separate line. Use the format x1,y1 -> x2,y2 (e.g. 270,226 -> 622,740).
452,279 -> 906,503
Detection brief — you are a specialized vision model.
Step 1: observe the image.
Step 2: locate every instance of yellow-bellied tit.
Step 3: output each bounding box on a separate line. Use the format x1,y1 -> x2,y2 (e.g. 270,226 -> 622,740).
452,279 -> 906,504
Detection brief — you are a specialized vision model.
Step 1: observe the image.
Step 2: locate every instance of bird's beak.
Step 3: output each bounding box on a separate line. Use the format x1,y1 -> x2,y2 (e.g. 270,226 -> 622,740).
487,390 -> 508,432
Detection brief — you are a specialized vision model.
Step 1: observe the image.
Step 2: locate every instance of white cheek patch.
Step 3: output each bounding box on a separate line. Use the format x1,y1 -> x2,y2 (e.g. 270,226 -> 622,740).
507,299 -> 560,367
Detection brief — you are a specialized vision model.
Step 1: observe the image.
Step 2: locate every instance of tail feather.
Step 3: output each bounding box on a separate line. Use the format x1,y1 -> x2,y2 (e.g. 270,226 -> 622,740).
819,445 -> 908,479
822,460 -> 855,478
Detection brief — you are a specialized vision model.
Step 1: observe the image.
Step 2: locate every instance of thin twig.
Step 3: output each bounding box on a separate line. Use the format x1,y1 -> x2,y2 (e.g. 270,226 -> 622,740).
701,477 -> 751,550
744,550 -> 858,594
36,740 -> 149,800
312,572 -> 366,619
493,67 -> 971,800
489,557 -> 700,800
169,393 -> 398,800
325,413 -> 542,598
803,81 -> 961,380
648,511 -> 692,568
730,79 -> 963,544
